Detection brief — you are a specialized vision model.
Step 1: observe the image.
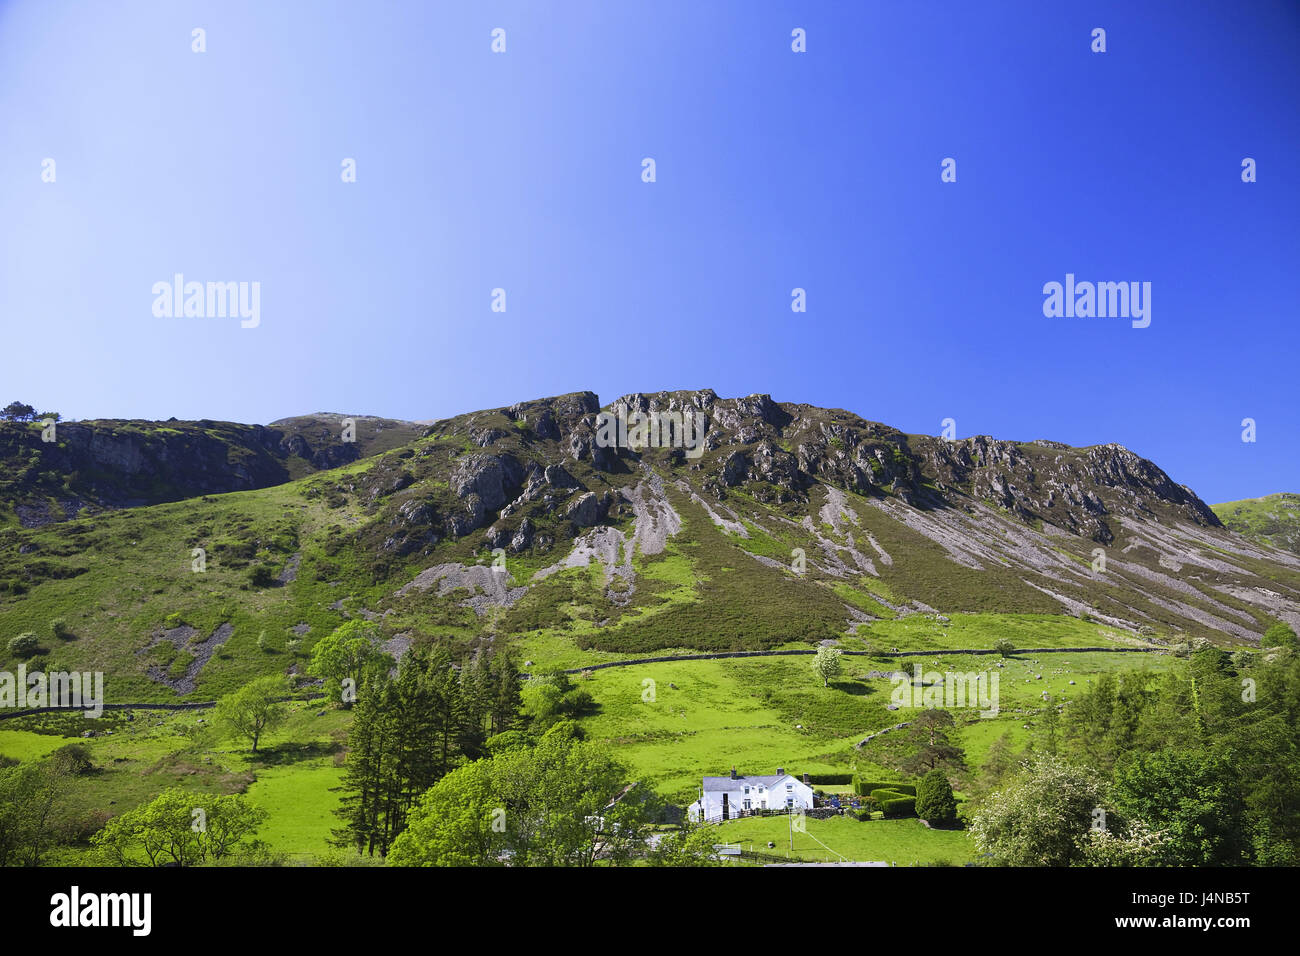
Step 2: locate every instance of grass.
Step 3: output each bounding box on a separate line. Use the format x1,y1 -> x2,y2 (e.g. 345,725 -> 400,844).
0,728 -> 69,760
713,815 -> 975,865
245,760 -> 345,858
575,647 -> 1185,804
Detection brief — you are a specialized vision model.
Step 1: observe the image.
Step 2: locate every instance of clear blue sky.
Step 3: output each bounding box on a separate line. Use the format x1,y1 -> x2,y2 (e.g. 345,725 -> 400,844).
1,0 -> 1296,504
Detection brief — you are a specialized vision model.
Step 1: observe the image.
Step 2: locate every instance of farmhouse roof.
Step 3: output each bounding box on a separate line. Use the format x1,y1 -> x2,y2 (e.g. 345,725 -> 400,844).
701,774 -> 793,791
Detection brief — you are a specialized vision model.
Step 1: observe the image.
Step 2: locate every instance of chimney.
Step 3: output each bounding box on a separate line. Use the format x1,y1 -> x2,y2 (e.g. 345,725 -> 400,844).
776,767 -> 785,776
730,767 -> 737,779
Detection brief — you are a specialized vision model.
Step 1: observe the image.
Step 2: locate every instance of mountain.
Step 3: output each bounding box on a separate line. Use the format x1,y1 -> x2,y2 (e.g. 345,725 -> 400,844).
1213,493 -> 1300,557
0,413 -> 422,527
2,389 -> 1297,702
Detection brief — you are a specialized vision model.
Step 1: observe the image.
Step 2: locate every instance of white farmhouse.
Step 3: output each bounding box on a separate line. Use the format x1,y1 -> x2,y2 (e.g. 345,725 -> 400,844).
688,767 -> 815,822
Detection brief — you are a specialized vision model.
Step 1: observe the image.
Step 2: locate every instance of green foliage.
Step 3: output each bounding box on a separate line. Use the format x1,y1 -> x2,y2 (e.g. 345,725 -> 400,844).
50,617 -> 70,640
389,724 -> 656,867
523,670 -> 595,730
993,637 -> 1016,658
648,818 -> 724,867
1264,619 -> 1298,650
307,619 -> 390,705
333,646 -> 520,856
968,754 -> 1114,866
915,769 -> 958,824
213,675 -> 289,753
50,744 -> 95,776
1111,750 -> 1248,866
1,401 -> 36,422
0,758 -> 70,866
247,564 -> 277,588
877,794 -> 916,817
853,779 -> 916,797
91,787 -> 266,866
8,631 -> 38,657
801,773 -> 853,785
813,645 -> 843,687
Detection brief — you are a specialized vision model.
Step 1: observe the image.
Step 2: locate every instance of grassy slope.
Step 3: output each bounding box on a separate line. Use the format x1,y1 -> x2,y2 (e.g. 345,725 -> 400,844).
0,408 -> 1272,865
1213,493 -> 1300,555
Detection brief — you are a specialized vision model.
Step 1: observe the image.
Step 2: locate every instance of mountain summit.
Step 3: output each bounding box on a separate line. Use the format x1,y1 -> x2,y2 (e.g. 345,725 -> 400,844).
2,390 -> 1297,700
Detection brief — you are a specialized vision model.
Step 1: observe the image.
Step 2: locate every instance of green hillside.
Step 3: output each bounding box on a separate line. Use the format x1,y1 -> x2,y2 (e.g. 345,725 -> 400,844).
1213,493 -> 1300,556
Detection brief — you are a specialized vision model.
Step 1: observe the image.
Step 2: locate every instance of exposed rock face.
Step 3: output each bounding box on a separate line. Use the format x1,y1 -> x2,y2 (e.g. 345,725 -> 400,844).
0,413 -> 420,525
453,454 -> 523,513
544,464 -> 580,489
567,491 -> 613,528
913,435 -> 1221,544
7,389 -> 1298,662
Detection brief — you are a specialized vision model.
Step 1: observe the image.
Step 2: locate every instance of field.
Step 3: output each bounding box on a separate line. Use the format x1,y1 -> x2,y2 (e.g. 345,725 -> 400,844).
711,815 -> 976,865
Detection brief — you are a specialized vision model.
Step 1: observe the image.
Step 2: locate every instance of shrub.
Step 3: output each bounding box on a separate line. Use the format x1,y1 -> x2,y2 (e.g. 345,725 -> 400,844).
52,743 -> 95,776
8,632 -> 38,657
915,768 -> 958,824
248,565 -> 277,588
51,618 -> 71,640
993,638 -> 1016,658
163,612 -> 185,630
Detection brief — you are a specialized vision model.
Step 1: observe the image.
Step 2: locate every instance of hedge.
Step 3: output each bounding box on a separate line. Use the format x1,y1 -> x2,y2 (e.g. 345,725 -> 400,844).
878,795 -> 916,817
853,780 -> 916,797
801,773 -> 854,785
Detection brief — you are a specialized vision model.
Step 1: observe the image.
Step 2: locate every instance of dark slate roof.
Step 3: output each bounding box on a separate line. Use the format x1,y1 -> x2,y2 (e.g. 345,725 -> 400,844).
701,774 -> 793,791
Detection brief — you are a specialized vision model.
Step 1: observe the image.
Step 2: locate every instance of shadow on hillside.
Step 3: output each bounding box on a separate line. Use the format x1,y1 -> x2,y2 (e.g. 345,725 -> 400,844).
828,680 -> 874,697
248,740 -> 342,767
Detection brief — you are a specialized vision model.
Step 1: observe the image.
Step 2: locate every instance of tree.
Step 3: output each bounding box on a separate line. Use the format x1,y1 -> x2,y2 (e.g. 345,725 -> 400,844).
1037,695 -> 1061,755
648,818 -> 724,867
969,754 -> 1115,866
0,759 -> 71,866
1080,819 -> 1166,867
92,788 -> 265,866
915,769 -> 958,825
8,632 -> 38,657
388,724 -> 655,867
973,732 -> 1020,799
489,652 -> 523,736
1264,619 -> 1298,651
387,761 -> 504,866
524,670 -> 592,731
1,401 -> 35,422
900,709 -> 965,775
993,638 -> 1016,658
308,619 -> 390,706
1111,750 -> 1249,866
813,645 -> 843,687
213,675 -> 288,753
333,645 -> 521,856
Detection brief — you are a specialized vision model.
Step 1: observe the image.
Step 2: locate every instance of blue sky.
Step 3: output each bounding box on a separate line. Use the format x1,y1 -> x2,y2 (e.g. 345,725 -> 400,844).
1,0 -> 1296,503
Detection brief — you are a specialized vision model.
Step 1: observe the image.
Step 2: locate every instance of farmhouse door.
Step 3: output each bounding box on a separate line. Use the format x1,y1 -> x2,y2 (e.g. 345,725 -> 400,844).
722,793 -> 729,820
